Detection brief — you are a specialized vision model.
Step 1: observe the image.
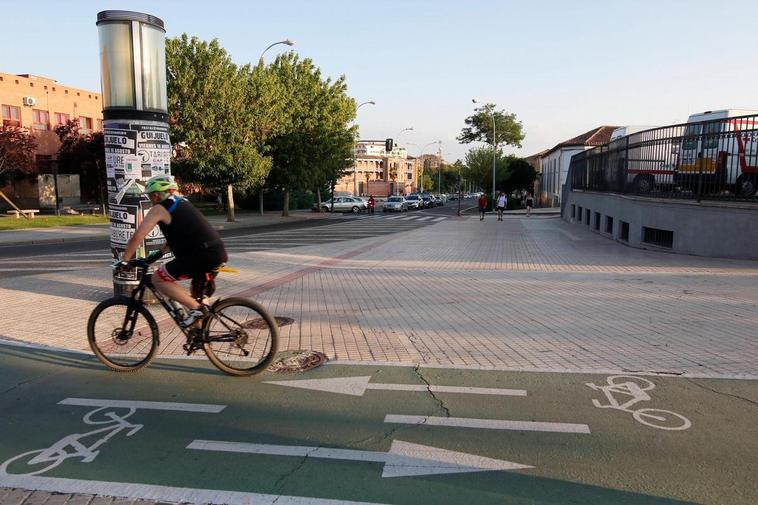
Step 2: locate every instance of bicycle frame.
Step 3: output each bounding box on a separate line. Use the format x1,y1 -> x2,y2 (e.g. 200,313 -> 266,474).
121,262 -> 251,356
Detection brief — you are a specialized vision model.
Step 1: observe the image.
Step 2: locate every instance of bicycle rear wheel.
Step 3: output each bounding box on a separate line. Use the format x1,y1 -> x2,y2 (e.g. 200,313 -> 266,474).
203,297 -> 278,376
87,297 -> 159,372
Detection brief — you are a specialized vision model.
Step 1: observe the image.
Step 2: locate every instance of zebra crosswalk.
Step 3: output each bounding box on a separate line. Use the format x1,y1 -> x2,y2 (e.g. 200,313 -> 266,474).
222,213 -> 449,252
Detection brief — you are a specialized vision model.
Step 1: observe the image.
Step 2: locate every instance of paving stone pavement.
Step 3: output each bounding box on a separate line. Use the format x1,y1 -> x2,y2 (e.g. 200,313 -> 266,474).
1,214 -> 757,377
2,213 -> 758,503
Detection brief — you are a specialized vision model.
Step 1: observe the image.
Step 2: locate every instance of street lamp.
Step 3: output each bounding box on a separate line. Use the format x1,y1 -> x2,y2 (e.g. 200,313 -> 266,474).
472,98 -> 497,210
257,39 -> 295,216
388,127 -> 413,195
260,39 -> 295,60
352,100 -> 376,198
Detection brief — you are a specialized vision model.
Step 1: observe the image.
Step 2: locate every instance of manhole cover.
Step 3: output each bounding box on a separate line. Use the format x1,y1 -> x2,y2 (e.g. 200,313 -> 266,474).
242,316 -> 295,330
269,350 -> 328,373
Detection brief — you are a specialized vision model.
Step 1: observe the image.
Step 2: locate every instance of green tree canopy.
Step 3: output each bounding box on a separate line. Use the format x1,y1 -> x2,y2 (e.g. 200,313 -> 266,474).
457,103 -> 525,148
502,157 -> 537,193
265,53 -> 356,215
166,34 -> 272,192
462,145 -> 510,192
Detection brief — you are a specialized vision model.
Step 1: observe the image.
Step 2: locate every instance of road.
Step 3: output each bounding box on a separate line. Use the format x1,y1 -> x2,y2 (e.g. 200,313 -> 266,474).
1,341 -> 756,505
0,206 -> 458,279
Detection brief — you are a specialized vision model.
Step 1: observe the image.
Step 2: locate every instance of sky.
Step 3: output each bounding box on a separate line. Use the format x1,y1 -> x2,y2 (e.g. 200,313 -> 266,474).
3,0 -> 758,162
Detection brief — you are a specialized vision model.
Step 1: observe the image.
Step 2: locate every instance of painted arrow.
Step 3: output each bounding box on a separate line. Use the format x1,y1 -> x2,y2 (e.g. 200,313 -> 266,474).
263,376 -> 526,397
187,439 -> 533,478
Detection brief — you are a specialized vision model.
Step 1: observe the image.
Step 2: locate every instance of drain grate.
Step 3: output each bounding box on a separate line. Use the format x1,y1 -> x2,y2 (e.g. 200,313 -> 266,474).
269,350 -> 329,373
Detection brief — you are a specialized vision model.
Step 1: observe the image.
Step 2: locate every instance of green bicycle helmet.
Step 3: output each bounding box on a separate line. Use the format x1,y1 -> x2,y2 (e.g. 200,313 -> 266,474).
143,175 -> 178,194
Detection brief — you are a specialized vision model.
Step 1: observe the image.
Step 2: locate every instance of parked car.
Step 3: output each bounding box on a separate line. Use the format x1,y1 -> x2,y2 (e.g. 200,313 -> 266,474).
382,196 -> 408,212
431,195 -> 443,206
313,197 -> 366,213
405,194 -> 423,209
420,195 -> 433,208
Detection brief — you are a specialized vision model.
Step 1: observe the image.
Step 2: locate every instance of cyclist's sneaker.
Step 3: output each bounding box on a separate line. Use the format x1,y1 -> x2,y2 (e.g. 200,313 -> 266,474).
180,306 -> 209,328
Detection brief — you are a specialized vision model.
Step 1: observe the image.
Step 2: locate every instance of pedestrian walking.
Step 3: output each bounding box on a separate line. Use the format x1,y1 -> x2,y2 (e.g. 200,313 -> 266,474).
525,192 -> 534,217
496,192 -> 507,221
478,194 -> 487,221
367,195 -> 375,214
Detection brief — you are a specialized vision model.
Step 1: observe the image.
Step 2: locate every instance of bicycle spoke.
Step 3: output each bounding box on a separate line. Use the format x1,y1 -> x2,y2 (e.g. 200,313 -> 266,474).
203,298 -> 277,375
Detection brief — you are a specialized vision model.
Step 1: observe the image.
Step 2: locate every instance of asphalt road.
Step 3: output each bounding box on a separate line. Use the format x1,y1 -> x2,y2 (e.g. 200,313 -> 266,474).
1,342 -> 756,505
0,206 -> 458,279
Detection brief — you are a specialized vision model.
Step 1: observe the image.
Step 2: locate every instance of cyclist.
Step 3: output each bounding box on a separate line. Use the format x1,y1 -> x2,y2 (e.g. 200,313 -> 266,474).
116,175 -> 228,327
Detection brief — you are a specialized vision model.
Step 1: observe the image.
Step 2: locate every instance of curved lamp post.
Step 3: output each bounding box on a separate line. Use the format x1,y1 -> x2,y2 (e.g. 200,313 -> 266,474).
257,39 -> 295,216
352,101 -> 376,198
260,39 -> 295,60
472,98 -> 497,209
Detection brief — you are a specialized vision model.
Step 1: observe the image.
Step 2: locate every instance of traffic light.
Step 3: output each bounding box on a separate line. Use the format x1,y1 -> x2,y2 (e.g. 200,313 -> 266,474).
385,138 -> 393,153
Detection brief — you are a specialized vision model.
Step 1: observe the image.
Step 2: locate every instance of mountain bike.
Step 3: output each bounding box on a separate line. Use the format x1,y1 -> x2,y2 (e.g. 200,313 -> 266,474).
87,257 -> 278,376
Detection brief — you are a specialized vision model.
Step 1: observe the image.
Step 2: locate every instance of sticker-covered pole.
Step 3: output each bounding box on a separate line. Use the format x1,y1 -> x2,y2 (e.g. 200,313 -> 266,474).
97,10 -> 171,298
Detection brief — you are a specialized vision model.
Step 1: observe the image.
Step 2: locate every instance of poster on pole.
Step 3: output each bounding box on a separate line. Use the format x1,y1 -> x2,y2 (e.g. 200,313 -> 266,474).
104,120 -> 172,267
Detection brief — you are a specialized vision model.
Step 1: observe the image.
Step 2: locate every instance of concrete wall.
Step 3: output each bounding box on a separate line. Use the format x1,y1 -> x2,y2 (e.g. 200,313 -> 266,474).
563,191 -> 758,260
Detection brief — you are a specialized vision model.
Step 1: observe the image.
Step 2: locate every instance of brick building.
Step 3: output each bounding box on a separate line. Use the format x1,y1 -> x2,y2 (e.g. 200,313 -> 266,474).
0,72 -> 103,208
335,140 -> 419,196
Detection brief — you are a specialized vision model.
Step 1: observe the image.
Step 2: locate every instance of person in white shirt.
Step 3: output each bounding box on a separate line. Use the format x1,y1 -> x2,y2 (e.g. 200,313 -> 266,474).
496,192 -> 507,221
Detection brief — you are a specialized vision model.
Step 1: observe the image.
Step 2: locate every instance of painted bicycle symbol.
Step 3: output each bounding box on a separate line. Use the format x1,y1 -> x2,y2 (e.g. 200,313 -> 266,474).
586,375 -> 691,431
0,406 -> 143,476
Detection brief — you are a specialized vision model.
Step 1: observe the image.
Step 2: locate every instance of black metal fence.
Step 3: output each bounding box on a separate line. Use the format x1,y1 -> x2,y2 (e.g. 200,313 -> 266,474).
569,113 -> 758,202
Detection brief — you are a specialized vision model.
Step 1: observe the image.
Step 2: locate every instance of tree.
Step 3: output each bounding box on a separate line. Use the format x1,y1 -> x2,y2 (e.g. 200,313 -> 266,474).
55,120 -> 106,203
0,126 -> 37,187
462,145 -> 509,192
502,157 -> 537,194
166,34 -> 273,219
265,53 -> 356,216
457,103 -> 525,148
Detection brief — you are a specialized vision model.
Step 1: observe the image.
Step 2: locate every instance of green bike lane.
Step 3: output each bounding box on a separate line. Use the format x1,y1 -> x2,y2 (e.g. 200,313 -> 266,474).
1,342 -> 757,505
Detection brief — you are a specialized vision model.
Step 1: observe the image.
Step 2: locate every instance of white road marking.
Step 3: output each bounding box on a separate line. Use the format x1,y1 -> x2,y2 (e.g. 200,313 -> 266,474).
188,439 -> 532,477
59,398 -> 226,413
415,216 -> 434,221
432,217 -> 446,222
385,415 -> 591,434
264,376 -> 526,397
0,475 -> 389,505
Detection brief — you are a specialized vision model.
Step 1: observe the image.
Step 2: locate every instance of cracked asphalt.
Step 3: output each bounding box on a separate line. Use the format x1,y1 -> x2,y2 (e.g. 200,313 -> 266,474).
1,343 -> 757,505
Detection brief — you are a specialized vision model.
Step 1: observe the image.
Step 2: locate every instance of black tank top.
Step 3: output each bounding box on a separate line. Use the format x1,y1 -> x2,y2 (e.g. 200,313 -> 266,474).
158,196 -> 227,261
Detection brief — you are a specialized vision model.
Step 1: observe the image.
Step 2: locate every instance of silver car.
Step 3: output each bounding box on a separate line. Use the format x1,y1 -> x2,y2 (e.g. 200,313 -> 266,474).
382,196 -> 408,212
405,194 -> 423,209
316,197 -> 366,213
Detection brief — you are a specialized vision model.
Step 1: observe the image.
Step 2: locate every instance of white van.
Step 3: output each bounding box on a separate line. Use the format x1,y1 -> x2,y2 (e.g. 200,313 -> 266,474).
675,109 -> 758,196
607,125 -> 677,192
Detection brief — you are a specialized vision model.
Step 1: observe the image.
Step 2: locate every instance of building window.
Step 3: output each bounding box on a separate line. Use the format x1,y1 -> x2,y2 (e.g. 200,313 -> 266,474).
54,113 -> 70,126
96,119 -> 103,131
32,109 -> 49,130
1,104 -> 21,127
79,116 -> 93,132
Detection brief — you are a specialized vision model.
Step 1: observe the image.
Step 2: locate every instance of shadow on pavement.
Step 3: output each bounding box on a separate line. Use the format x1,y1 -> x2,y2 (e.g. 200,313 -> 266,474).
0,277 -> 111,302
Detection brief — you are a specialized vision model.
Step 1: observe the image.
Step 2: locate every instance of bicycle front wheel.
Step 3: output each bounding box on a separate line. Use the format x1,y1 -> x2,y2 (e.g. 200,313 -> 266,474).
87,297 -> 159,372
203,297 -> 278,376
